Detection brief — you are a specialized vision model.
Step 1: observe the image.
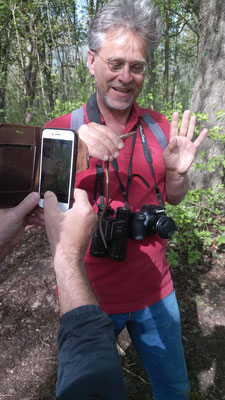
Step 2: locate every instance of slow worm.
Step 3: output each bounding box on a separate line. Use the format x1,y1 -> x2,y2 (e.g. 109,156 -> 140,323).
99,130 -> 136,249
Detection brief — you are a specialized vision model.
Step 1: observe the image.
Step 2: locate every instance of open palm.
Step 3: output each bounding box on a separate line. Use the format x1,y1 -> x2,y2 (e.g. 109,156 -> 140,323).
163,110 -> 208,174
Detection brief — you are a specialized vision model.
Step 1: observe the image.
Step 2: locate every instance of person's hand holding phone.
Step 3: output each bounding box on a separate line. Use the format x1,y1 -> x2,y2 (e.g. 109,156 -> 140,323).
44,188 -> 97,263
0,192 -> 41,262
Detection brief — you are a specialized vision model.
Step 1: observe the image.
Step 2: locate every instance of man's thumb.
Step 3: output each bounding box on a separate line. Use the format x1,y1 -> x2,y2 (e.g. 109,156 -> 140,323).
15,192 -> 40,219
43,191 -> 58,215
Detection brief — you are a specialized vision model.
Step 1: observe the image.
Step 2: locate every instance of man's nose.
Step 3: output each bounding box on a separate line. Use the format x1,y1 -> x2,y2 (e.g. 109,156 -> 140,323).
117,65 -> 133,83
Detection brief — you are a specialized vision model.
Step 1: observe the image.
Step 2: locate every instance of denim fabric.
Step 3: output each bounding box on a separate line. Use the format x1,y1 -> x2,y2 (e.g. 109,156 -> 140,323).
109,290 -> 190,400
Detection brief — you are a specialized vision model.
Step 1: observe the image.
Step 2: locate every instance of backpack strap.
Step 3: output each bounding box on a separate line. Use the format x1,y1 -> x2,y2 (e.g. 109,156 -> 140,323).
71,106 -> 85,131
71,99 -> 168,151
70,93 -> 102,131
140,113 -> 168,150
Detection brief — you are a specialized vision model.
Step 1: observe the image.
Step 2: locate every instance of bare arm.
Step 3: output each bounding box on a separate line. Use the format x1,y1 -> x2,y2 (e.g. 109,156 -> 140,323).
164,110 -> 208,205
43,189 -> 98,316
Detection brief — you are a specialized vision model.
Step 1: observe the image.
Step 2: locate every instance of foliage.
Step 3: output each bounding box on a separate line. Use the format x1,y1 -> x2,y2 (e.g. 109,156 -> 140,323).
0,0 -> 200,124
192,111 -> 225,178
166,185 -> 225,267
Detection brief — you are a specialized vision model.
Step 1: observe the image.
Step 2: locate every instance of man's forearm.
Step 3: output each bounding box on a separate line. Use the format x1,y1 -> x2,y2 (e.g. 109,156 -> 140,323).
54,252 -> 98,316
165,170 -> 190,205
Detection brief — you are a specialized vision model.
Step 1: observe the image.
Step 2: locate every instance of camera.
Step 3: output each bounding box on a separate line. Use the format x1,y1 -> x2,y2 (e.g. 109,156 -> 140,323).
90,206 -> 130,261
129,205 -> 176,240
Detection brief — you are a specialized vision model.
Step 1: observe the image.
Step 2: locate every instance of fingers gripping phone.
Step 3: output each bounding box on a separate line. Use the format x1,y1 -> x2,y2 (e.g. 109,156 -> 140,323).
38,128 -> 77,211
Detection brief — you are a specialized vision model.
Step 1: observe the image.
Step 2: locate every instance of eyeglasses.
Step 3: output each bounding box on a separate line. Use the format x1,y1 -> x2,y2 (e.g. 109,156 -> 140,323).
94,52 -> 147,75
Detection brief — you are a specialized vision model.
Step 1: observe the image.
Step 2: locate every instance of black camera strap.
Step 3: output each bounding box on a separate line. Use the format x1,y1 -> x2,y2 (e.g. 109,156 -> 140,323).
111,130 -> 136,209
138,120 -> 164,207
93,161 -> 105,207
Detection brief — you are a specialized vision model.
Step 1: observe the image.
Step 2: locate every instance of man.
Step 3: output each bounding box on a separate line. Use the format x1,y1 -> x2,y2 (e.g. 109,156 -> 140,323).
0,190 -> 126,399
45,0 -> 208,398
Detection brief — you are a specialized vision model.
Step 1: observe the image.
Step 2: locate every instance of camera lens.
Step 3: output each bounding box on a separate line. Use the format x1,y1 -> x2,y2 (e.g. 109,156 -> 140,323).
155,216 -> 176,239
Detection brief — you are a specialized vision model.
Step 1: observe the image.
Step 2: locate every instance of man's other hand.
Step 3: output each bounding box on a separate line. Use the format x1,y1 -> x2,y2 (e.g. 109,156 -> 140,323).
78,122 -> 124,162
163,110 -> 208,175
0,192 -> 41,262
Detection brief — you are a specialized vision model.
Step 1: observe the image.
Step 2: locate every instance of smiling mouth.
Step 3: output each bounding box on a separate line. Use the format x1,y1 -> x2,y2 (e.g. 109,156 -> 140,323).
112,87 -> 132,97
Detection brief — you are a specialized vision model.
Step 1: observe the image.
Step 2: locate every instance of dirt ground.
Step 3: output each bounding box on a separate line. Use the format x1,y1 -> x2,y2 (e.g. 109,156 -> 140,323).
0,227 -> 225,400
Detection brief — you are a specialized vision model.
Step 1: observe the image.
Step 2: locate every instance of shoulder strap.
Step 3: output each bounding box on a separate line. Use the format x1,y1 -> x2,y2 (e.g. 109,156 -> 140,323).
141,113 -> 168,150
70,93 -> 102,130
71,106 -> 85,131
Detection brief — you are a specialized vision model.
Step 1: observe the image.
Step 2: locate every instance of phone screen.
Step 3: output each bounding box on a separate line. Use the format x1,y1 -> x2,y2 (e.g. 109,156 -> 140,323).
40,138 -> 73,203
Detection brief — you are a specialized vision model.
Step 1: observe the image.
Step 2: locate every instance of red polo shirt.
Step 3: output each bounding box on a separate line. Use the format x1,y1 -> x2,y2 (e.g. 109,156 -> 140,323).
45,101 -> 173,314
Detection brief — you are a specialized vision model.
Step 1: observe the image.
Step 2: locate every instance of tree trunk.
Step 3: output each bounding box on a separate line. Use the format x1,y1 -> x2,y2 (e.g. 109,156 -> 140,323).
24,41 -> 38,124
163,8 -> 170,104
0,16 -> 12,122
190,0 -> 225,188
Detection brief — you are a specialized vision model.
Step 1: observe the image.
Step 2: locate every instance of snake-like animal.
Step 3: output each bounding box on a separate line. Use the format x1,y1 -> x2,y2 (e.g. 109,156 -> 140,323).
99,130 -> 136,249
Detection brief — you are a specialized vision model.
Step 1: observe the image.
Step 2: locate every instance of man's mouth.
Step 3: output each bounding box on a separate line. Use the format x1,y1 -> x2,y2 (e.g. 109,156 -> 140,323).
112,87 -> 132,93
111,87 -> 133,99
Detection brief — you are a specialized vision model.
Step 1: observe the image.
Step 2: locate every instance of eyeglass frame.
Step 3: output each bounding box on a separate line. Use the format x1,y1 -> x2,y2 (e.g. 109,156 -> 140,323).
92,51 -> 147,75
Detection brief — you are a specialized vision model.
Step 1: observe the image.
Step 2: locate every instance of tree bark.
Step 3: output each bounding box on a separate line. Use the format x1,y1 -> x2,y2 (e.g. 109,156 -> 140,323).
0,26 -> 11,122
163,8 -> 170,104
190,0 -> 225,188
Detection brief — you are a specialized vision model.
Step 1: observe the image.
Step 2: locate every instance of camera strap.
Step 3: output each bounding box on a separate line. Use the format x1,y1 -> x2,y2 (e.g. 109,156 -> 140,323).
93,161 -> 105,207
138,121 -> 164,207
111,131 -> 136,209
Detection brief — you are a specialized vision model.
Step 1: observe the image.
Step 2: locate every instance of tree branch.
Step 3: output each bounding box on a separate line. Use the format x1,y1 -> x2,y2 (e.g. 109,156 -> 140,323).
163,5 -> 199,38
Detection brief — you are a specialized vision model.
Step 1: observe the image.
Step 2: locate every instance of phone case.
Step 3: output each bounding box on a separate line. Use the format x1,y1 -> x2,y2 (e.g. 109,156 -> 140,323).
0,123 -> 89,207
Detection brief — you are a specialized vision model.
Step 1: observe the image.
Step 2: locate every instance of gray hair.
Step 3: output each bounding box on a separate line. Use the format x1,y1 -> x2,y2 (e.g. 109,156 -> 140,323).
88,0 -> 161,58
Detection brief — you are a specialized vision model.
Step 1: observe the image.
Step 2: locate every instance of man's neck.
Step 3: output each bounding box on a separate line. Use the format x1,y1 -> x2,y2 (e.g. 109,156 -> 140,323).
96,94 -> 132,135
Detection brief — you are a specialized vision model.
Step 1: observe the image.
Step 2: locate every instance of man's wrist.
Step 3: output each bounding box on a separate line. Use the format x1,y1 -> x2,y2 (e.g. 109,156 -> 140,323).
166,168 -> 189,181
165,170 -> 189,205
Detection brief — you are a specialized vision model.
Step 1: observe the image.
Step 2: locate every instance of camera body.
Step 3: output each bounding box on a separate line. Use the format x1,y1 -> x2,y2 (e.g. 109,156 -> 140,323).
90,206 -> 130,261
130,204 -> 176,240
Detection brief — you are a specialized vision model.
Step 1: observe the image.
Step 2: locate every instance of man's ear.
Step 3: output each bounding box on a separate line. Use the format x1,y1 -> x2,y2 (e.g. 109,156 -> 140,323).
88,50 -> 95,76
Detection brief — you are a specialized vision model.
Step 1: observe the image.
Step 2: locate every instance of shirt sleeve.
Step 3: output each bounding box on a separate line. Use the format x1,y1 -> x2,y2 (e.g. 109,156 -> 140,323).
56,304 -> 127,400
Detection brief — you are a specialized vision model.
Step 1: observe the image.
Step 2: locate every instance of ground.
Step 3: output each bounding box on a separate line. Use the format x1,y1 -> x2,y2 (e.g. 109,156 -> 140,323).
0,227 -> 224,400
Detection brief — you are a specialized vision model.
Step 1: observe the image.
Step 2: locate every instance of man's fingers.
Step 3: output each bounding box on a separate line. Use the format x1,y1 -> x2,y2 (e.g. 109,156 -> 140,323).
78,122 -> 124,161
26,215 -> 45,227
95,123 -> 124,149
15,192 -> 40,220
170,112 -> 179,140
179,110 -> 191,136
187,115 -> 197,140
194,128 -> 208,148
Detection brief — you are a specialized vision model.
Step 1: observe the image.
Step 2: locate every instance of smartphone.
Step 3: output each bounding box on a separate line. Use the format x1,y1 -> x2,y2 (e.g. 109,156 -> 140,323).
38,128 -> 77,211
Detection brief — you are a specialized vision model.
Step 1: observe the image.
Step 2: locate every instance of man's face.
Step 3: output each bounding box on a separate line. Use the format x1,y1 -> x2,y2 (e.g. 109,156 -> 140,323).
88,30 -> 147,113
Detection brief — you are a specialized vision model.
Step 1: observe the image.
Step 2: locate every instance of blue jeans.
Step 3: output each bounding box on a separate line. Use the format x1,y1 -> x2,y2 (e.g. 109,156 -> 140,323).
109,290 -> 190,400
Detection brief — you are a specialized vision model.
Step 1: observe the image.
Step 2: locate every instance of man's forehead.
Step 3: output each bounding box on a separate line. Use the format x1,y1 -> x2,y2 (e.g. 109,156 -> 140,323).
100,29 -> 147,57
